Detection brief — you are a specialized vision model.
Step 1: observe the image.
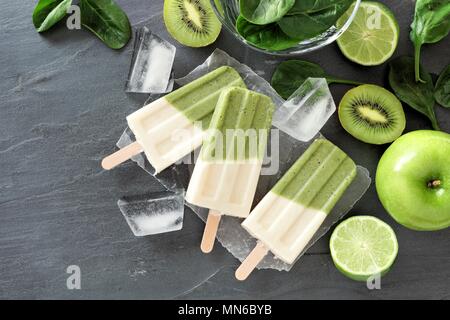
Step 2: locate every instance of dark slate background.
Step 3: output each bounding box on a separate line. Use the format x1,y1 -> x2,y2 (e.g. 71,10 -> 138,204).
1,1 -> 449,299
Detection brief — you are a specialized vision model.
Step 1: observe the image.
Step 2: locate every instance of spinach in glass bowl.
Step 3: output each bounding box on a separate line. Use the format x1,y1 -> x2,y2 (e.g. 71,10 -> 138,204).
210,0 -> 361,55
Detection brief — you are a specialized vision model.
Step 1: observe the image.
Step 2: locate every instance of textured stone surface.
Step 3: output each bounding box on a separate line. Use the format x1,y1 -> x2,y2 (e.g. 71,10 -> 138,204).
0,1 -> 449,299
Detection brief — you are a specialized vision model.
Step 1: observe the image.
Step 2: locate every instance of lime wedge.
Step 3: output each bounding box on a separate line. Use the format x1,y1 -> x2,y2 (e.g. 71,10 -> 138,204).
330,216 -> 398,281
336,1 -> 399,66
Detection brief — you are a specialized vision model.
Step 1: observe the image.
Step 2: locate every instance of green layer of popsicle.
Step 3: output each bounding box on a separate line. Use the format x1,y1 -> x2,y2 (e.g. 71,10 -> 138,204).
165,66 -> 246,130
201,87 -> 274,161
272,139 -> 357,214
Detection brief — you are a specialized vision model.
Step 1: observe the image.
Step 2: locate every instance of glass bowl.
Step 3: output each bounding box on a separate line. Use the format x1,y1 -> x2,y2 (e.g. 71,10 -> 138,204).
210,0 -> 361,55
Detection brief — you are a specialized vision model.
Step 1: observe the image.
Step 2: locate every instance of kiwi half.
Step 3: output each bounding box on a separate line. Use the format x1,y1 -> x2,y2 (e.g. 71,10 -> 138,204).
339,84 -> 406,144
163,0 -> 222,47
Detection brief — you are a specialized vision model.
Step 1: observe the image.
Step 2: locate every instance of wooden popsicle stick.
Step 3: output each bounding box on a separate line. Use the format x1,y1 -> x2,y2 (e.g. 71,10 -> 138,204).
235,242 -> 269,281
200,210 -> 222,253
101,141 -> 143,170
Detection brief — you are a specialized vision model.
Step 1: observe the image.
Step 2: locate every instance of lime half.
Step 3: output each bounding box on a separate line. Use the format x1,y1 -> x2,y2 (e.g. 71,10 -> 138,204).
330,216 -> 398,281
336,1 -> 399,66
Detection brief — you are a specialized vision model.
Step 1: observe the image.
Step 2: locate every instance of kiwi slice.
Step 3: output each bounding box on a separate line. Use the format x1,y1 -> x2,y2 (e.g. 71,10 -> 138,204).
163,0 -> 222,47
339,84 -> 406,144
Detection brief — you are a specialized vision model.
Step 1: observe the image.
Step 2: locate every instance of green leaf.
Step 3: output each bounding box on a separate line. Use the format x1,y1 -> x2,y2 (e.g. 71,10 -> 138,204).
240,0 -> 295,25
79,0 -> 131,49
287,0 -> 350,15
410,0 -> 450,82
33,0 -> 72,33
236,15 -> 300,51
271,60 -> 363,99
389,56 -> 440,130
278,0 -> 352,40
435,63 -> 450,108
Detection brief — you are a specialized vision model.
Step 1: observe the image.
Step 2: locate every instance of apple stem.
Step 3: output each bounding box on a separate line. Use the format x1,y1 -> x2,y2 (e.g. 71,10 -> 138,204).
427,180 -> 441,189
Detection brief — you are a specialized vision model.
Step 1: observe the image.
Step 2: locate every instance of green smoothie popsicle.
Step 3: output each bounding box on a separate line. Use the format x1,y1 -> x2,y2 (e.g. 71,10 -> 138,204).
236,139 -> 356,280
270,139 -> 357,215
102,66 -> 246,173
165,66 -> 246,129
186,87 -> 274,253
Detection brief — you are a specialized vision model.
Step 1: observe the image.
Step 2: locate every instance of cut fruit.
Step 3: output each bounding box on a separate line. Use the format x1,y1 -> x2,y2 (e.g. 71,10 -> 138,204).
163,0 -> 222,47
338,84 -> 405,145
336,1 -> 399,66
330,216 -> 398,281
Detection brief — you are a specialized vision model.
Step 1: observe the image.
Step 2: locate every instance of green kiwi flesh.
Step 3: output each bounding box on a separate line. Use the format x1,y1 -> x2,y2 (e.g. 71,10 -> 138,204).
163,0 -> 221,47
339,84 -> 406,144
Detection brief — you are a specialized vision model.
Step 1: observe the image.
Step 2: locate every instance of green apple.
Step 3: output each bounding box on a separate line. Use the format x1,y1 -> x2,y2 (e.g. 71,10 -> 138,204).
376,130 -> 450,231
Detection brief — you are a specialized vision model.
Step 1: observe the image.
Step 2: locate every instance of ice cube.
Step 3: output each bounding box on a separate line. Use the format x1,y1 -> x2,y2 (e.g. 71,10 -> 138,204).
125,27 -> 176,94
273,78 -> 336,142
117,189 -> 184,236
165,71 -> 175,92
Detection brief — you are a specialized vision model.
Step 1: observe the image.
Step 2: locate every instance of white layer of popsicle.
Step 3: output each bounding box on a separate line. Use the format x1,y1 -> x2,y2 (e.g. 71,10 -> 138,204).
127,98 -> 203,173
242,193 -> 327,264
186,158 -> 263,218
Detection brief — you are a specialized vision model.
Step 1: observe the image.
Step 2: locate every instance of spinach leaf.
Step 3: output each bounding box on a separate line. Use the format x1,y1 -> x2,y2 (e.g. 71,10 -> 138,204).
410,0 -> 450,82
33,0 -> 72,33
236,15 -> 300,51
287,0 -> 349,15
434,64 -> 450,108
389,56 -> 440,130
79,0 -> 131,49
271,60 -> 363,99
278,0 -> 352,39
240,0 -> 295,25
